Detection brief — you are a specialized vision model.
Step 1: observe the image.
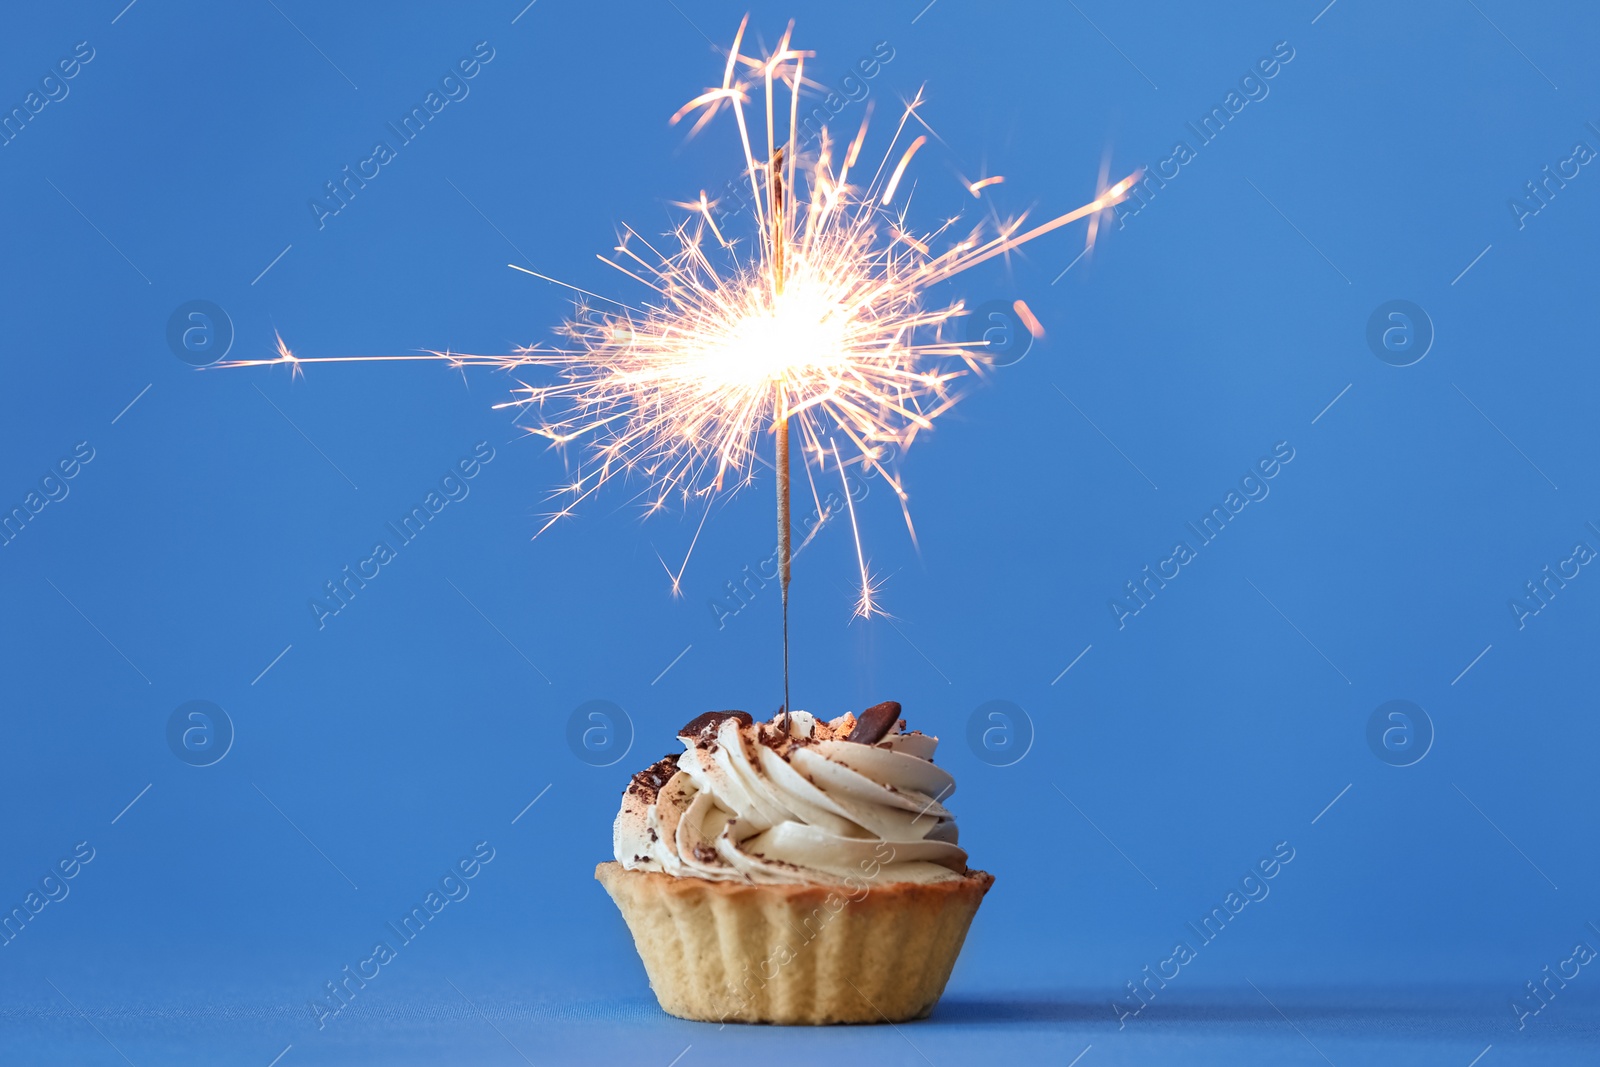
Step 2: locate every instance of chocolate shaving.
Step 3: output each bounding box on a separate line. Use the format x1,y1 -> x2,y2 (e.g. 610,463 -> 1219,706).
677,709 -> 753,740
627,753 -> 680,800
846,700 -> 901,744
755,721 -> 792,749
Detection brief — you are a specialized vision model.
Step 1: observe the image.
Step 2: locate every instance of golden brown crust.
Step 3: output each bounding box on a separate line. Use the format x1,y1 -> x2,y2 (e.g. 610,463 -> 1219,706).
595,861 -> 994,1024
596,861 -> 992,900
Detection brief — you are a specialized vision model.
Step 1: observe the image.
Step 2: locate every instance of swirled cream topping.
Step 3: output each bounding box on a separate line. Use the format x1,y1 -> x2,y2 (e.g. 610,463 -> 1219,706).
613,703 -> 968,885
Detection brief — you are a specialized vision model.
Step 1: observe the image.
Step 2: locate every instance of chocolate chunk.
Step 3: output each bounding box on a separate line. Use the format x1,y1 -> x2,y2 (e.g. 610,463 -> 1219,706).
627,754 -> 680,800
847,701 -> 901,744
677,709 -> 753,740
755,720 -> 792,749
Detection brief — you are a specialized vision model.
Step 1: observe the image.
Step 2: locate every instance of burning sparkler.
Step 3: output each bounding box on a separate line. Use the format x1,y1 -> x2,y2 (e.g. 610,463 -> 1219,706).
218,19 -> 1137,710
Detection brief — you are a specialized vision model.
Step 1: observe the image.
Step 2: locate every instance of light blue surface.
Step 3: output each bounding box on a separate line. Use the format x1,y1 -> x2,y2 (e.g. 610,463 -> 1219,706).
5,982 -> 1598,1065
3,0 -> 1599,1063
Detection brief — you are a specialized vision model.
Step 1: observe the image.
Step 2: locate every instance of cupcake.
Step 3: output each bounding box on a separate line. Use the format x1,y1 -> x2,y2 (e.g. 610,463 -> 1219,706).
595,701 -> 993,1025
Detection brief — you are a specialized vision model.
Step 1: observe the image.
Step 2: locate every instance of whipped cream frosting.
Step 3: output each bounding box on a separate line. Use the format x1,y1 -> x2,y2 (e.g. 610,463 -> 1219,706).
613,704 -> 968,886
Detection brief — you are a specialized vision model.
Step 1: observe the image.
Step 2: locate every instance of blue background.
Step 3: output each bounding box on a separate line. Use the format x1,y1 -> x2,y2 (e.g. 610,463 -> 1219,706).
3,0 -> 1597,1063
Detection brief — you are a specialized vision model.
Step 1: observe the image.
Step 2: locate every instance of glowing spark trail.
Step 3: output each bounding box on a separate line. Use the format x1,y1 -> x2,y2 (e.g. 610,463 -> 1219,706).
218,19 -> 1137,673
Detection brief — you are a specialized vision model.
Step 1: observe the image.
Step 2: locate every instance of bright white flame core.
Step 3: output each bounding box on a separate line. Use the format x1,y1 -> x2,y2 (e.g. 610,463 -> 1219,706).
213,19 -> 1138,618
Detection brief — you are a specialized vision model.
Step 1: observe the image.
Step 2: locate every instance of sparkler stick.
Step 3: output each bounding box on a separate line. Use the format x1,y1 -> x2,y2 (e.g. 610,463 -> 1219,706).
770,146 -> 793,723
214,20 -> 1140,712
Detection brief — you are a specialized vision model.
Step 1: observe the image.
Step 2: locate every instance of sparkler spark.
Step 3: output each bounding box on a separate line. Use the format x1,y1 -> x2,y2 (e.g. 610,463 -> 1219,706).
217,18 -> 1137,627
